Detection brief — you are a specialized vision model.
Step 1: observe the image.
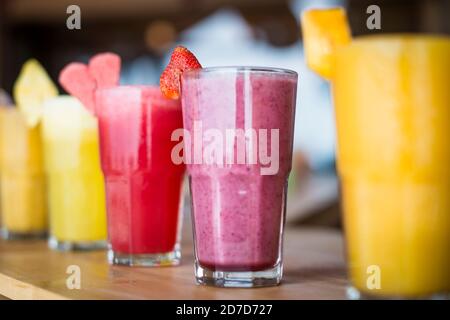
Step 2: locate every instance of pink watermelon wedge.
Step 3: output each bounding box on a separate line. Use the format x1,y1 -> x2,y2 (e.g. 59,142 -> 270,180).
59,62 -> 97,113
59,52 -> 121,115
89,53 -> 121,89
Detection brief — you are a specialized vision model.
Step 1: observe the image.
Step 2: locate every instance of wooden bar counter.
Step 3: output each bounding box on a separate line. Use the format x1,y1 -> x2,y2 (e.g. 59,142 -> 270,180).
0,226 -> 347,300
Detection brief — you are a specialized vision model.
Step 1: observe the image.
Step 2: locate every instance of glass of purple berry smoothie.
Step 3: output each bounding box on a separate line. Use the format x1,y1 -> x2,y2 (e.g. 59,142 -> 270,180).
180,67 -> 297,287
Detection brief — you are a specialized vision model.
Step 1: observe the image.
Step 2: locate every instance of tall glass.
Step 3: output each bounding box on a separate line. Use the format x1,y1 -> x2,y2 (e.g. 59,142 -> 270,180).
0,106 -> 5,227
42,96 -> 107,250
181,67 -> 298,287
333,35 -> 450,299
96,86 -> 185,266
0,108 -> 47,239
0,106 -> 6,229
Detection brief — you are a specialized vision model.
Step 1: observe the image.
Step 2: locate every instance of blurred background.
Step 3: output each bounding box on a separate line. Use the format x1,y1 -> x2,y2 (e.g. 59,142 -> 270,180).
0,0 -> 449,227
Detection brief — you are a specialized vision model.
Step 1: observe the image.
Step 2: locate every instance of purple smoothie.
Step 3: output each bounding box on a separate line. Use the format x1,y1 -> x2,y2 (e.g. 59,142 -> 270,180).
181,68 -> 297,272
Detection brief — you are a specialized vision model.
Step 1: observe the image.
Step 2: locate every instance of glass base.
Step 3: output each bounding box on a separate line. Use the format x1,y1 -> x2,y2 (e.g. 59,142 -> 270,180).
48,236 -> 107,251
195,262 -> 282,288
0,227 -> 47,240
108,247 -> 181,267
347,286 -> 450,300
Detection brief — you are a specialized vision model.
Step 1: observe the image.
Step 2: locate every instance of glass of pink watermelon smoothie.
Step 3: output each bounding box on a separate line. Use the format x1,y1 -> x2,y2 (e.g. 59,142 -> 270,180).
96,85 -> 185,266
181,67 -> 298,287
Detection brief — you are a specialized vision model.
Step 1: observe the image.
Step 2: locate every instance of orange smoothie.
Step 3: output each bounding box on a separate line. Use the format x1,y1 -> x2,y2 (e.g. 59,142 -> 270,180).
334,35 -> 450,298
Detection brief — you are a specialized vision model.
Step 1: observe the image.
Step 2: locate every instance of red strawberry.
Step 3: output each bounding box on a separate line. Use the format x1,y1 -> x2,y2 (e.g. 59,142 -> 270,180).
160,46 -> 202,99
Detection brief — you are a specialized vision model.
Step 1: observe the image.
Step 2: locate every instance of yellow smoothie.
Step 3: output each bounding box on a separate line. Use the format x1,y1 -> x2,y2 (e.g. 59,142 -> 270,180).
0,106 -> 4,224
0,107 -> 47,237
333,35 -> 450,298
0,106 -> 5,228
42,96 -> 107,249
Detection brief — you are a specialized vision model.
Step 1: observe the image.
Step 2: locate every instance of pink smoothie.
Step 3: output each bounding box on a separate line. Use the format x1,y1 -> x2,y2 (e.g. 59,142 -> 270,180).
181,68 -> 297,271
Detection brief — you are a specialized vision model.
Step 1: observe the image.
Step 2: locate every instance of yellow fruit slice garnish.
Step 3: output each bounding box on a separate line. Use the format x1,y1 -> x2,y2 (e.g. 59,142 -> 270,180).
13,59 -> 58,127
301,7 -> 351,80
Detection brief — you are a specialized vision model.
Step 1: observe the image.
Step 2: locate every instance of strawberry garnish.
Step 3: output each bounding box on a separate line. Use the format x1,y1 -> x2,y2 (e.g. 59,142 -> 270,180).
160,46 -> 202,99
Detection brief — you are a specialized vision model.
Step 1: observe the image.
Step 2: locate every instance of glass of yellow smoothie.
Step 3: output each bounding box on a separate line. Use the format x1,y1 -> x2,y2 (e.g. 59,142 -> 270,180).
0,107 -> 47,239
335,35 -> 450,299
42,96 -> 107,250
302,9 -> 450,299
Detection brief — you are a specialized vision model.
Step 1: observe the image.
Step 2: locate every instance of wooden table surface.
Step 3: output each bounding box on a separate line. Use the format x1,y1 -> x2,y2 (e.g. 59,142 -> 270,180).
0,227 -> 347,300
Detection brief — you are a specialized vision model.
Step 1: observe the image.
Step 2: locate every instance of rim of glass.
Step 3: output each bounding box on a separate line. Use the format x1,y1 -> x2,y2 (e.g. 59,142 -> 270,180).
183,66 -> 298,78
